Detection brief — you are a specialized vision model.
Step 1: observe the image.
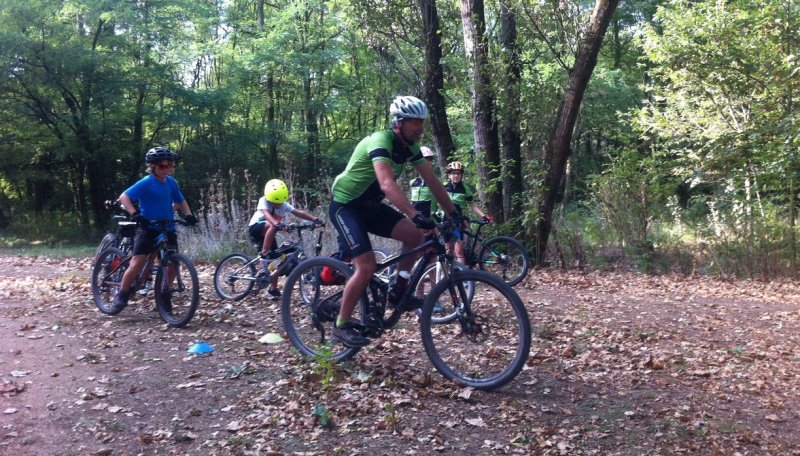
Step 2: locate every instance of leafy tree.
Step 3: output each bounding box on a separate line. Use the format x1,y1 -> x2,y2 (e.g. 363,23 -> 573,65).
636,0 -> 800,273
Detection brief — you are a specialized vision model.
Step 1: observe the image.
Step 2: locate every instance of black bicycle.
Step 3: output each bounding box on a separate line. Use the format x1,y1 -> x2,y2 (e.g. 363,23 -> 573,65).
459,218 -> 530,286
212,222 -> 323,301
280,219 -> 531,391
91,219 -> 199,328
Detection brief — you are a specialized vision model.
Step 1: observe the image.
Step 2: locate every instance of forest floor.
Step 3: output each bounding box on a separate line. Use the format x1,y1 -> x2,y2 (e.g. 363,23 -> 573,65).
1,252 -> 799,456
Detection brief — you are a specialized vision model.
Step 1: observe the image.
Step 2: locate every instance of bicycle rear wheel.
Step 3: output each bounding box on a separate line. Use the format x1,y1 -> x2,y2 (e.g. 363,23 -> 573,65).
155,253 -> 199,328
91,247 -> 128,315
478,236 -> 530,286
419,269 -> 531,391
413,261 -> 474,324
213,253 -> 256,301
281,256 -> 365,362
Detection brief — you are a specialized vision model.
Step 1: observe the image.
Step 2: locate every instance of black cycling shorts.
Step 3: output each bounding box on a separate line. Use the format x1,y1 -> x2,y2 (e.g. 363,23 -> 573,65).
329,199 -> 405,258
132,228 -> 178,256
248,222 -> 279,251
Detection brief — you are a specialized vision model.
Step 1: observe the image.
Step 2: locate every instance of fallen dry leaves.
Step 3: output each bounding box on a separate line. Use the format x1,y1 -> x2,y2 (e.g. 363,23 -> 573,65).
0,255 -> 799,455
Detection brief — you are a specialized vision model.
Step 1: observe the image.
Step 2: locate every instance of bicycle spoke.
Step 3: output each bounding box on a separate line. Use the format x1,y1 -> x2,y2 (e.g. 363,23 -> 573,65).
282,257 -> 362,361
213,254 -> 256,301
414,261 -> 473,324
91,248 -> 128,315
479,237 -> 530,286
420,270 -> 531,391
156,254 -> 199,328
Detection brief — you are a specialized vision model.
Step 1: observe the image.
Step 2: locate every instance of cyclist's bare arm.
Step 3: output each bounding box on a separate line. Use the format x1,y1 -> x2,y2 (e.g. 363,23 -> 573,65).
290,208 -> 319,222
261,209 -> 284,227
175,199 -> 193,218
374,161 -> 418,218
118,193 -> 136,216
469,203 -> 487,219
416,162 -> 456,216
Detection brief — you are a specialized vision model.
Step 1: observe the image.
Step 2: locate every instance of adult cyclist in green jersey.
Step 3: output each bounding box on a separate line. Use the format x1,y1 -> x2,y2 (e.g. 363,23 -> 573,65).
409,146 -> 439,219
328,96 -> 458,347
445,161 -> 492,265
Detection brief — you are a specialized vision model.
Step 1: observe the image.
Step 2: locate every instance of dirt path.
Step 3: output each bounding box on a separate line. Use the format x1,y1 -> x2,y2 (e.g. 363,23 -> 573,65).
1,254 -> 799,455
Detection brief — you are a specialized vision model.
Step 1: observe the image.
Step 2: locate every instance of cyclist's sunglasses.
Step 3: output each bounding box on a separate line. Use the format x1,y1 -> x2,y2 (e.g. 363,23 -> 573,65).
156,162 -> 175,170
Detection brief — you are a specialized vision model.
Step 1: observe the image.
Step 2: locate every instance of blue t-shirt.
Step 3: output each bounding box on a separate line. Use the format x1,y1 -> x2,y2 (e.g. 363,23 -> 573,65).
124,175 -> 185,230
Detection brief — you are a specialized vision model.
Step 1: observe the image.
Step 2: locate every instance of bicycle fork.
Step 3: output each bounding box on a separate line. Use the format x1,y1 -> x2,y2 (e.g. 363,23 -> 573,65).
442,266 -> 488,342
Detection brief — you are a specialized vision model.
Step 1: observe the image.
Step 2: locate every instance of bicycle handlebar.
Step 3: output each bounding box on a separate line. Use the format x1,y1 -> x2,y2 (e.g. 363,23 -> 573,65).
145,219 -> 196,229
282,222 -> 324,232
469,218 -> 490,227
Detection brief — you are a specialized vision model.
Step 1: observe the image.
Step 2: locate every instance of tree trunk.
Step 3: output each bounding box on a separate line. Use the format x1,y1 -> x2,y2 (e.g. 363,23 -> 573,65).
535,0 -> 620,264
459,0 -> 502,219
303,73 -> 319,177
418,0 -> 456,170
499,1 -> 522,224
266,72 -> 278,174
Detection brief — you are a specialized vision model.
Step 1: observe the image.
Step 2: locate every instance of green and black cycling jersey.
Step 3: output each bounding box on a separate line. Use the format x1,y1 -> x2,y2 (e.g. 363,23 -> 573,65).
332,130 -> 425,205
445,181 -> 475,214
410,177 -> 438,218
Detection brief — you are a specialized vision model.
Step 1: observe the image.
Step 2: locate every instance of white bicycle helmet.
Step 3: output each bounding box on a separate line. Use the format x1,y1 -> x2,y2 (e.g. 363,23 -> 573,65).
389,96 -> 428,120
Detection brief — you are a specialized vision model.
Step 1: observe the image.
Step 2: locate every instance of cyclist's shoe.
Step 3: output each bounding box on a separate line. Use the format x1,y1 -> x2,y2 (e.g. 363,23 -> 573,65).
332,322 -> 369,348
112,289 -> 130,312
432,301 -> 445,314
159,290 -> 172,313
267,288 -> 282,300
137,282 -> 150,296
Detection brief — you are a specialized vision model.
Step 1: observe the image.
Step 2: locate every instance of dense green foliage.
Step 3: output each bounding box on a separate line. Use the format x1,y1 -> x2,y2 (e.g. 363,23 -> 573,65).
0,0 -> 798,277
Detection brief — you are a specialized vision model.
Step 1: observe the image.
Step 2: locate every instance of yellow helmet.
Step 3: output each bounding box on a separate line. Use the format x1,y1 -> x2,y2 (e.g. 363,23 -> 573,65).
264,179 -> 289,204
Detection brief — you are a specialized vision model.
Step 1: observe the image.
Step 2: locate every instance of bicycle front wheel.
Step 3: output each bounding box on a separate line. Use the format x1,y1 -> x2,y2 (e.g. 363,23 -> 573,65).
420,269 -> 531,391
155,254 -> 199,328
281,256 -> 365,362
213,253 -> 256,301
91,247 -> 127,315
478,236 -> 530,286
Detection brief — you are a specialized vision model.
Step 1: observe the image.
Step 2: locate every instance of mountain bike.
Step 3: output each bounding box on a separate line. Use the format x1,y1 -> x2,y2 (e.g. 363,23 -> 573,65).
459,218 -> 530,286
91,219 -> 199,328
213,222 -> 323,301
280,219 -> 531,391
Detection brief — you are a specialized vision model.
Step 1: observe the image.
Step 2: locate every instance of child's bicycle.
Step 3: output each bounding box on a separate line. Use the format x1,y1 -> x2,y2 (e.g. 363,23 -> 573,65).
213,222 -> 323,301
280,219 -> 532,391
91,219 -> 199,328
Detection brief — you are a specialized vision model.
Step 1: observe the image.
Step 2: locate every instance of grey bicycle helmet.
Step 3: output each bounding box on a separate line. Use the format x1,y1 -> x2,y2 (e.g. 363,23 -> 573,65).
145,146 -> 180,164
389,96 -> 428,120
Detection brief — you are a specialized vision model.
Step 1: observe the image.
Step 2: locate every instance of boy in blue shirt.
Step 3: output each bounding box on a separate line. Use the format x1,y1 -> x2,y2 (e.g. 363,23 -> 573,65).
112,147 -> 198,311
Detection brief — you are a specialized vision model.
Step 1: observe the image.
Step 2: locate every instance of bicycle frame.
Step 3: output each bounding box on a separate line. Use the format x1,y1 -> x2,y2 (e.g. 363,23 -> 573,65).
458,219 -> 489,266
358,227 -> 464,337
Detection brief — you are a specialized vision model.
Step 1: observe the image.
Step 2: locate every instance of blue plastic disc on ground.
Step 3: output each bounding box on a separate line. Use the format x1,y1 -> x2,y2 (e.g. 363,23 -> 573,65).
187,341 -> 214,354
